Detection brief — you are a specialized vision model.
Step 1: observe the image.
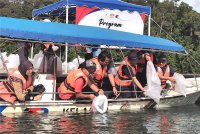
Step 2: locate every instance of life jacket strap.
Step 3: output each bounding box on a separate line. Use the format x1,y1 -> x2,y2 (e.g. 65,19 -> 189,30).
64,80 -> 74,92
117,72 -> 131,81
2,81 -> 16,96
93,78 -> 102,88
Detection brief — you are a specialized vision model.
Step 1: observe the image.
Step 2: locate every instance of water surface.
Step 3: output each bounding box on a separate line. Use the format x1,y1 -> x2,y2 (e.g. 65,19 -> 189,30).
1,105 -> 200,134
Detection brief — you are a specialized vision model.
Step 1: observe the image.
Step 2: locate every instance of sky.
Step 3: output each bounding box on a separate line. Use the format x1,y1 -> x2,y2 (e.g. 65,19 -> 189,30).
159,0 -> 200,13
178,0 -> 200,13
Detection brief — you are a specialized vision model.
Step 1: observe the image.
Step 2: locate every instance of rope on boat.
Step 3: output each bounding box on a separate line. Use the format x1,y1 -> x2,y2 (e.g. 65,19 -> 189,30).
108,47 -> 121,99
151,18 -> 200,91
119,49 -> 138,98
187,56 -> 199,91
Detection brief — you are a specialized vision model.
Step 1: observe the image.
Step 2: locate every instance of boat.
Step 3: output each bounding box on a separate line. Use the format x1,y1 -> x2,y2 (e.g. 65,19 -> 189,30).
0,16 -> 200,114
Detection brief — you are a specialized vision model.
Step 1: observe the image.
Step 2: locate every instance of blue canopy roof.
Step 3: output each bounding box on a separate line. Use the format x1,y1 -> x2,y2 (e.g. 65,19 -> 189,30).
0,17 -> 185,52
32,0 -> 151,17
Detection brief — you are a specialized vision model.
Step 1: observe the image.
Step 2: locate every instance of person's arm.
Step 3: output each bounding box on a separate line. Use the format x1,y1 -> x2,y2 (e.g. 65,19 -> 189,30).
10,77 -> 26,101
132,77 -> 145,91
74,78 -> 95,100
157,74 -> 175,82
88,79 -> 104,95
156,66 -> 176,83
108,74 -> 118,95
157,72 -> 176,83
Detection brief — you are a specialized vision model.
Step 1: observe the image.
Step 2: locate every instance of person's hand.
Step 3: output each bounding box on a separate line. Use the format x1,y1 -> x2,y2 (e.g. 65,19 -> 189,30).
98,89 -> 104,95
141,87 -> 145,92
112,87 -> 118,96
89,94 -> 95,100
34,94 -> 43,101
169,77 -> 176,83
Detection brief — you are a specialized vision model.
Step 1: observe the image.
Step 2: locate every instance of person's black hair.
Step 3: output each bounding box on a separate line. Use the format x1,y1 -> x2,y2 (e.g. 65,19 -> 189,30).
137,50 -> 148,59
98,51 -> 111,62
18,60 -> 33,80
78,61 -> 96,74
85,53 -> 93,60
158,54 -> 167,63
128,50 -> 138,60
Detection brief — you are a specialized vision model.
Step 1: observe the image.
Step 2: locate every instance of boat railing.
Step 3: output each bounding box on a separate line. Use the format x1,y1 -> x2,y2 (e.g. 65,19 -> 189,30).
183,74 -> 200,78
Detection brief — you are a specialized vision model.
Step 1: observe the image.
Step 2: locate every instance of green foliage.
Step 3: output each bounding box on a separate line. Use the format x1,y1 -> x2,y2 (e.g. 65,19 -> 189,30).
0,0 -> 200,73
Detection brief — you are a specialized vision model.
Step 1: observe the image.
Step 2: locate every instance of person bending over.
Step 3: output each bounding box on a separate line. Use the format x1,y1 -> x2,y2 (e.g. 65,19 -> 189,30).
58,60 -> 104,100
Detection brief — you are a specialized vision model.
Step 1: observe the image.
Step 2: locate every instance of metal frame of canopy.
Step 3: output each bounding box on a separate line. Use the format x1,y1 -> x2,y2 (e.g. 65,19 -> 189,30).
32,0 -> 151,35
31,0 -> 152,72
0,17 -> 185,53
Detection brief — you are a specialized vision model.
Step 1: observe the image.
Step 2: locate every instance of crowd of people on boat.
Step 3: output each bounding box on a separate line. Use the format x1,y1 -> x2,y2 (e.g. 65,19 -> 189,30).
0,43 -> 176,104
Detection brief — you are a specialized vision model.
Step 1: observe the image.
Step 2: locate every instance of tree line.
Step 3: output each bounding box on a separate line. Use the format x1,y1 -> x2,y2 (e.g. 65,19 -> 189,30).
0,0 -> 200,74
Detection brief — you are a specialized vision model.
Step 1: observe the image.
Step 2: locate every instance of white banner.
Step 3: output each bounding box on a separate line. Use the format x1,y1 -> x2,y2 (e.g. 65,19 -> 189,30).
78,9 -> 145,35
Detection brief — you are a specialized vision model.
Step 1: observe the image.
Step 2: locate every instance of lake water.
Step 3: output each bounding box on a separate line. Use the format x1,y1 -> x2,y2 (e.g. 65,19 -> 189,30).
0,104 -> 200,134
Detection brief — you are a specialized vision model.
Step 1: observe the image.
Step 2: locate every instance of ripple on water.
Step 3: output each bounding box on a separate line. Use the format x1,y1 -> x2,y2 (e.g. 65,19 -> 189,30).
0,105 -> 200,133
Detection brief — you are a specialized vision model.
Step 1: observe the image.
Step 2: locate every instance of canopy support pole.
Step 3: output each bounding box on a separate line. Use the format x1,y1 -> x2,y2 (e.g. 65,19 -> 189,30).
65,4 -> 69,73
30,18 -> 35,59
148,14 -> 151,36
119,49 -> 138,98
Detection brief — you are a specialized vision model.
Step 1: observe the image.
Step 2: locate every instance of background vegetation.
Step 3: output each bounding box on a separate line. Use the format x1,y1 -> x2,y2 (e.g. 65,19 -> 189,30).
0,0 -> 200,74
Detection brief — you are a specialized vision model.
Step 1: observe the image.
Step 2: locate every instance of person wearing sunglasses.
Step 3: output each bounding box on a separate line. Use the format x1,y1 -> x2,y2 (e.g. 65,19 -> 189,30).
156,55 -> 176,89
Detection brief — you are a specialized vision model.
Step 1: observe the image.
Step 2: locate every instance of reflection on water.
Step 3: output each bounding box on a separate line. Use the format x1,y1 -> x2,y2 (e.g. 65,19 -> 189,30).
1,105 -> 200,134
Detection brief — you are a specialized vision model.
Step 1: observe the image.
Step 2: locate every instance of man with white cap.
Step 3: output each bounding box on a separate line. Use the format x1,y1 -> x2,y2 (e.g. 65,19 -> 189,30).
58,60 -> 104,100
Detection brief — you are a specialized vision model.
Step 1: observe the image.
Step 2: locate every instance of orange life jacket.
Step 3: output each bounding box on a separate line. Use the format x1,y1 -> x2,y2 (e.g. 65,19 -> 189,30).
0,82 -> 16,104
157,65 -> 170,89
10,69 -> 32,89
58,69 -> 88,100
115,57 -> 137,87
90,57 -> 107,86
0,69 -> 30,104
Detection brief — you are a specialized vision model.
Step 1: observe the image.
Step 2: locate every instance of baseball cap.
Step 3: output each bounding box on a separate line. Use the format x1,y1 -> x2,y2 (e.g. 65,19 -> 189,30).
86,60 -> 96,67
85,60 -> 96,73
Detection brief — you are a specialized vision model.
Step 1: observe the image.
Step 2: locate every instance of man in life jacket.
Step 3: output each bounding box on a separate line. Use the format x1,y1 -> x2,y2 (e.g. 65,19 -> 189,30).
156,55 -> 176,89
114,51 -> 146,98
90,51 -> 118,96
57,60 -> 104,100
0,60 -> 43,104
136,50 -> 153,87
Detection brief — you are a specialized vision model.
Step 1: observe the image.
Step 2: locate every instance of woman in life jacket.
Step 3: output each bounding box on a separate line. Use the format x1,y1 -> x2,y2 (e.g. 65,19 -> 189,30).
0,60 -> 44,104
136,50 -> 153,87
156,55 -> 176,89
57,60 -> 104,100
114,51 -> 146,98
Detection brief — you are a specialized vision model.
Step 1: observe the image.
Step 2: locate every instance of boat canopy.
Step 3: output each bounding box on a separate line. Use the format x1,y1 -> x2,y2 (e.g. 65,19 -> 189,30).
32,0 -> 151,17
0,17 -> 185,52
